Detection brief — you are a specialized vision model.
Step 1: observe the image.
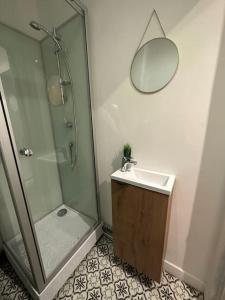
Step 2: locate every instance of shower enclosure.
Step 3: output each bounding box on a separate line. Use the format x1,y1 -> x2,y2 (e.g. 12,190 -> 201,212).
0,0 -> 102,298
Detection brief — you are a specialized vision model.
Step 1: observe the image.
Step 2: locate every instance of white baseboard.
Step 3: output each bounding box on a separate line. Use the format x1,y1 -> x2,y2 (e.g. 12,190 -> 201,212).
164,260 -> 205,292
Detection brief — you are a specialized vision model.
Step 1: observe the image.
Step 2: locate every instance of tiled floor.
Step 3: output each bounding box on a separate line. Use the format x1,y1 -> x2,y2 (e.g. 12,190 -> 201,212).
0,235 -> 203,300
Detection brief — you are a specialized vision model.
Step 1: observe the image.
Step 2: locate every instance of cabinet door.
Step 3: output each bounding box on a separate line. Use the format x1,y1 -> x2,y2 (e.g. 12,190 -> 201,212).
112,179 -> 170,282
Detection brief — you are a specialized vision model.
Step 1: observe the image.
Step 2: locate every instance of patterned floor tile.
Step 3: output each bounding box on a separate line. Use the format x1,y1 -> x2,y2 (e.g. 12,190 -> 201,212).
0,254 -> 31,299
102,283 -> 116,300
0,235 -> 203,300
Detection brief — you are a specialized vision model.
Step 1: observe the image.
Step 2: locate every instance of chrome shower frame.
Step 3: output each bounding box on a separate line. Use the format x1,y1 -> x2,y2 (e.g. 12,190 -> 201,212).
0,0 -> 103,299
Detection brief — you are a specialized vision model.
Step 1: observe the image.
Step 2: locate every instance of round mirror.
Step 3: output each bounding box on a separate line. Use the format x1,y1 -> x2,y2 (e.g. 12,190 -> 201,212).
130,37 -> 179,93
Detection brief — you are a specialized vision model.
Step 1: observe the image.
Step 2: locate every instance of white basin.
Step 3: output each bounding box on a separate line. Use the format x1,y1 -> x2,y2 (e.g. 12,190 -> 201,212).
111,168 -> 175,195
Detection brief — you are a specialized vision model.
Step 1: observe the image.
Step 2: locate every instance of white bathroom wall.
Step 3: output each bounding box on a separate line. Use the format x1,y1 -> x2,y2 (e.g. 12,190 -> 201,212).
83,0 -> 225,289
183,14 -> 225,294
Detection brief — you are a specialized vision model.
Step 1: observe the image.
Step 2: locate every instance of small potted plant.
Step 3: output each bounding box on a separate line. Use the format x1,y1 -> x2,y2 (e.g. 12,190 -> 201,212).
121,144 -> 137,171
123,144 -> 132,161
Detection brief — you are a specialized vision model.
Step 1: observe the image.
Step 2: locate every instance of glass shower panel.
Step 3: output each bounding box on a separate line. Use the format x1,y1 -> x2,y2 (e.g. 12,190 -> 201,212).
0,0 -> 99,280
0,24 -> 62,222
0,22 -> 63,278
0,154 -> 33,282
41,14 -> 98,222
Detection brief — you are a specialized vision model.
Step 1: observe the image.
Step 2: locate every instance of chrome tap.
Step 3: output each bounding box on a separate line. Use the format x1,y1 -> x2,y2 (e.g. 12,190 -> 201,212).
121,157 -> 137,172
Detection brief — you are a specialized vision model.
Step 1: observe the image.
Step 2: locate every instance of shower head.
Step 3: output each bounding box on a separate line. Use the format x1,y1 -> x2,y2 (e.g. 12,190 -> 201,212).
29,20 -> 62,51
29,21 -> 41,31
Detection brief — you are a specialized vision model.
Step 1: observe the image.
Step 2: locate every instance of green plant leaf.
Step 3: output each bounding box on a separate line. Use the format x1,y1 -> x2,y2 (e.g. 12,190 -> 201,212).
123,144 -> 132,159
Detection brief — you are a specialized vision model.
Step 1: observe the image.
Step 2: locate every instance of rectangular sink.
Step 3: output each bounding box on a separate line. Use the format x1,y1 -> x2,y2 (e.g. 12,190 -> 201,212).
111,168 -> 175,195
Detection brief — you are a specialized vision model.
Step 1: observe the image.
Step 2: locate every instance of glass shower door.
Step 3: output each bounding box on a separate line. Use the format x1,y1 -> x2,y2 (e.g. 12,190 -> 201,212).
0,23 -> 63,279
0,90 -> 45,291
0,0 -> 99,283
0,152 -> 33,281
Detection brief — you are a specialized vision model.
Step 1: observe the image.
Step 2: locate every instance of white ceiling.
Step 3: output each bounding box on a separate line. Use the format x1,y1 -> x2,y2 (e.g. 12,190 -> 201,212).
0,0 -> 77,40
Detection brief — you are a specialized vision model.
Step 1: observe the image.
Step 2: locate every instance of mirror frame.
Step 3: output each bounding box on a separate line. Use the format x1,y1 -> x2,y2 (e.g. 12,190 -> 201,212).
130,37 -> 179,94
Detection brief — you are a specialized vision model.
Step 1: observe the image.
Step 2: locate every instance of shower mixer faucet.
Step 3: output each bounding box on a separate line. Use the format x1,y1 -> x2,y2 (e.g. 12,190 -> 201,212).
121,157 -> 137,172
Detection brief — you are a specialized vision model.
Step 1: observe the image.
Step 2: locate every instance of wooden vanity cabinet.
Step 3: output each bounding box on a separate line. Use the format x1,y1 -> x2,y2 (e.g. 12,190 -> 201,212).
112,179 -> 172,283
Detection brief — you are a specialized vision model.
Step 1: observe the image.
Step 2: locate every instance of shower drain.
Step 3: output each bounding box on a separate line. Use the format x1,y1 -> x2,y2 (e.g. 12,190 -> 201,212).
57,208 -> 68,217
